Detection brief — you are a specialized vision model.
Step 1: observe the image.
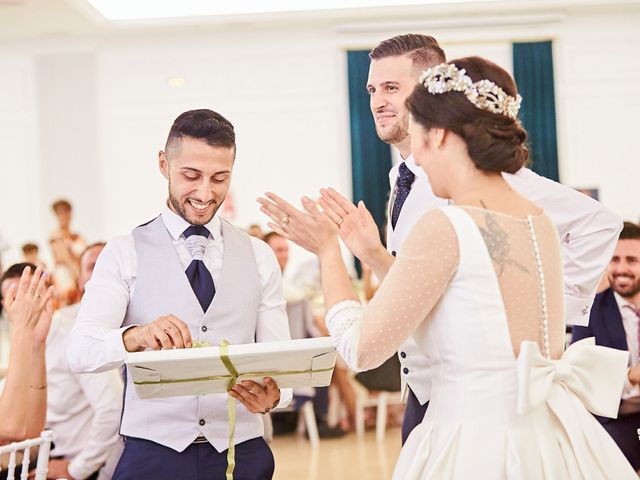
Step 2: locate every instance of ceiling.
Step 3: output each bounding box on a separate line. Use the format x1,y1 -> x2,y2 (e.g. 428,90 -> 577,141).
0,0 -> 638,43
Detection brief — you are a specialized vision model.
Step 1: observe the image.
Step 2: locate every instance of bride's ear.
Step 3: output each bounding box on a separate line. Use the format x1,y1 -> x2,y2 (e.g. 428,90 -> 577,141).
429,128 -> 447,150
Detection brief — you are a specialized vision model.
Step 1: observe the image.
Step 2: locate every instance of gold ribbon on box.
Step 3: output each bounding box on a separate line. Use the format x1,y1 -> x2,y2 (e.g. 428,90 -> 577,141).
132,340 -> 334,480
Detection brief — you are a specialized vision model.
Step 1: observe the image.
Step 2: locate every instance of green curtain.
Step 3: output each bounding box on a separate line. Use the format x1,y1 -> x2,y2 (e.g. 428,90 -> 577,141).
513,41 -> 560,182
347,50 -> 393,243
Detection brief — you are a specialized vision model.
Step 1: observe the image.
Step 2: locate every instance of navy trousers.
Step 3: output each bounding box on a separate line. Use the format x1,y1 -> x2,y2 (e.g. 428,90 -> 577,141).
112,436 -> 275,480
401,388 -> 429,445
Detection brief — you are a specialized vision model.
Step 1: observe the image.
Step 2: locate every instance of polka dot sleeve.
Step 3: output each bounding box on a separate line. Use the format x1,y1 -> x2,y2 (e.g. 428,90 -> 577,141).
326,209 -> 459,370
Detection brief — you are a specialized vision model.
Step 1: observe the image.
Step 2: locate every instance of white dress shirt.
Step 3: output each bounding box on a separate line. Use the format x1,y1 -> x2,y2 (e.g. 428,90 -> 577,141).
67,207 -> 292,399
47,303 -> 123,480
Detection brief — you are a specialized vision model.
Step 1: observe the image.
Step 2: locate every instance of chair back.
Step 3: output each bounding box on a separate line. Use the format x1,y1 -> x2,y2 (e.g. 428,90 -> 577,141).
0,431 -> 53,480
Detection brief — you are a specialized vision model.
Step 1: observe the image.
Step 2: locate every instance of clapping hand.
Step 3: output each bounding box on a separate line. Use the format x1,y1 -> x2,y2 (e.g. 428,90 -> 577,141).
317,188 -> 385,264
257,192 -> 339,256
3,266 -> 55,343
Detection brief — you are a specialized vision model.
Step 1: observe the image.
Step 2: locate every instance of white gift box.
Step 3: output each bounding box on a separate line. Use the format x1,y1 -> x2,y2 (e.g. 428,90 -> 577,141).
126,337 -> 337,399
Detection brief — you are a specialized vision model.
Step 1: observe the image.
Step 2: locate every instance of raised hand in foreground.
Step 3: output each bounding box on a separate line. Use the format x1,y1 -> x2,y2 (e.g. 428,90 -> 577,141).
0,266 -> 54,443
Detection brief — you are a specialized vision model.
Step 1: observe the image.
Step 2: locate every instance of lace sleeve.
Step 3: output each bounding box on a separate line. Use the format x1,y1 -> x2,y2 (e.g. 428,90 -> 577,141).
355,209 -> 459,370
325,300 -> 366,371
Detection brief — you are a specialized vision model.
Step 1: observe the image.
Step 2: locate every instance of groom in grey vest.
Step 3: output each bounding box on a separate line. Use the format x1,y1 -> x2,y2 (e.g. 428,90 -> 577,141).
67,109 -> 291,479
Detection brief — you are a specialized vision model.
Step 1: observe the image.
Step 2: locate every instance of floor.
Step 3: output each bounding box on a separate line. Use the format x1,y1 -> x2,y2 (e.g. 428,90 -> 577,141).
271,427 -> 402,480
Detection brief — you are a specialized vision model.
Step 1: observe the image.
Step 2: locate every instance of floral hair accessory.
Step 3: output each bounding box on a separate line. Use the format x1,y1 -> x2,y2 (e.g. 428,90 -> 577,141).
419,63 -> 522,119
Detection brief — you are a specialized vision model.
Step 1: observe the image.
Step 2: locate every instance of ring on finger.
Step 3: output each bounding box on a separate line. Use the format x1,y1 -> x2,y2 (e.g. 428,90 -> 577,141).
337,217 -> 344,226
281,214 -> 289,227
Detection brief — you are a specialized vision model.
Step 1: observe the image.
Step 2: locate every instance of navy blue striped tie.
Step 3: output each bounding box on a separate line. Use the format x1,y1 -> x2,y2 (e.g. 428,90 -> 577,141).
391,162 -> 416,229
184,225 -> 215,312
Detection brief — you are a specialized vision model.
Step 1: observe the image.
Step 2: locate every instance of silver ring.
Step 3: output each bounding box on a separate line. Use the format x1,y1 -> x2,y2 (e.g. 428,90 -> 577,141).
337,217 -> 344,226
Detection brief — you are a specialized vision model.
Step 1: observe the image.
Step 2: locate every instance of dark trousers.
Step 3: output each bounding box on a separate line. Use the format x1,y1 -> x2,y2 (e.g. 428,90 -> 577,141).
401,388 -> 429,445
601,411 -> 640,471
313,386 -> 330,420
112,436 -> 274,480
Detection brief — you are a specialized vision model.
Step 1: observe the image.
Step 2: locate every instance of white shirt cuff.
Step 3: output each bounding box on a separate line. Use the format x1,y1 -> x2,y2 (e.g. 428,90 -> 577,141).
274,387 -> 293,409
107,325 -> 137,361
564,294 -> 595,327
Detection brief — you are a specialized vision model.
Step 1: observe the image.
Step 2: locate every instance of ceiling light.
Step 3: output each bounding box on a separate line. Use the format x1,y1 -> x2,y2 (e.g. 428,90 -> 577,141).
85,0 -> 495,21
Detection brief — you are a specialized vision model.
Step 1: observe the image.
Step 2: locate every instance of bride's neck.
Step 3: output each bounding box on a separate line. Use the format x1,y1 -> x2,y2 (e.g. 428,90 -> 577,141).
448,170 -> 510,208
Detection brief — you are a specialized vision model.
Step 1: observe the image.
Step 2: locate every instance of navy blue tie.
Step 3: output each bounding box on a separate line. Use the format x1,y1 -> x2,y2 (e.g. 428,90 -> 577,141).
183,225 -> 215,312
391,162 -> 416,229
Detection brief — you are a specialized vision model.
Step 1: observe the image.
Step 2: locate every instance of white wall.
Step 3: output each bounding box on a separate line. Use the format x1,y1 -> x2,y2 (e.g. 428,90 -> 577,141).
0,5 -> 638,271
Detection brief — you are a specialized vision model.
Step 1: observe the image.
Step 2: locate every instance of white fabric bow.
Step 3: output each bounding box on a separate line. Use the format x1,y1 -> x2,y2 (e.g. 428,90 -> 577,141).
516,337 -> 629,418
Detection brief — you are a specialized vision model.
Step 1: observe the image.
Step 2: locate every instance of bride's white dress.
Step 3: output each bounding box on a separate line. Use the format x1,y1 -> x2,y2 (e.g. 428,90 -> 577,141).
327,206 -> 636,479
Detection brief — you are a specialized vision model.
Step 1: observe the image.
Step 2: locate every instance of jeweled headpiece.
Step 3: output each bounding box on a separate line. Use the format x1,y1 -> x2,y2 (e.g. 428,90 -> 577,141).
419,63 -> 522,120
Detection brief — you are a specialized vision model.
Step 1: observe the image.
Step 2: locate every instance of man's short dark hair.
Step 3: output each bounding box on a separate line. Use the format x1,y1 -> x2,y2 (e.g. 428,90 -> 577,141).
165,109 -> 236,158
369,34 -> 446,66
620,221 -> 640,240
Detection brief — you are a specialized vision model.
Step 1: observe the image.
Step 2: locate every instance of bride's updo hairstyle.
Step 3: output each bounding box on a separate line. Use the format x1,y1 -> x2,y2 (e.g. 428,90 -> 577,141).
406,56 -> 529,174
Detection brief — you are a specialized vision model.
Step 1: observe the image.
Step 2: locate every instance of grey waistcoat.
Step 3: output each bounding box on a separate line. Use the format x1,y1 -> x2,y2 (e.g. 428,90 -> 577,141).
120,215 -> 262,452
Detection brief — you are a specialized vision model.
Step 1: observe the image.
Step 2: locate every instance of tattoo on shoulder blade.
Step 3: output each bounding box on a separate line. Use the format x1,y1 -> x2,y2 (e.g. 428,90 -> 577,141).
477,202 -> 529,276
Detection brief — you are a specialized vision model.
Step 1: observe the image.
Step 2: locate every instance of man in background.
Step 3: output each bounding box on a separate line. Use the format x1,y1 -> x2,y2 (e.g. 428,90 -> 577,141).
47,242 -> 124,480
324,33 -> 623,444
572,221 -> 640,472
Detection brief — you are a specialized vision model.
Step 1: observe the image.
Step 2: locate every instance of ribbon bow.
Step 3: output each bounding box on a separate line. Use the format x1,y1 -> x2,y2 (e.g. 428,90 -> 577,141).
516,338 -> 629,418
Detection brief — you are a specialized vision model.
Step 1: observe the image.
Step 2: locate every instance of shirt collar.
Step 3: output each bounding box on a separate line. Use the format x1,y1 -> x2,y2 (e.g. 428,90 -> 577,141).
403,154 -> 422,177
613,291 -> 639,312
161,205 -> 221,241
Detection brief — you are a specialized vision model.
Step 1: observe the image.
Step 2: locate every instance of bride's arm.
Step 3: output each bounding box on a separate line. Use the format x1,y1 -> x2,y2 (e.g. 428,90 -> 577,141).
257,193 -> 458,371
333,210 -> 460,370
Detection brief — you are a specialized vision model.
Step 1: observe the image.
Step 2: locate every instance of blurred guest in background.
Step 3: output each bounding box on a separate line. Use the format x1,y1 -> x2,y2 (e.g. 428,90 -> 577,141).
45,242 -> 124,480
21,242 -> 47,271
572,221 -> 640,472
247,223 -> 264,240
0,265 -> 53,443
264,231 -> 346,438
49,199 -> 86,306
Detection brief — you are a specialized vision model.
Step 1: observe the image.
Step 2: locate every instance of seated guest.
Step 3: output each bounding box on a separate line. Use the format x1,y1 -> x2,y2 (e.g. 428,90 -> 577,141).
572,221 -> 640,472
45,243 -> 124,480
0,265 -> 53,443
264,232 -> 346,438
